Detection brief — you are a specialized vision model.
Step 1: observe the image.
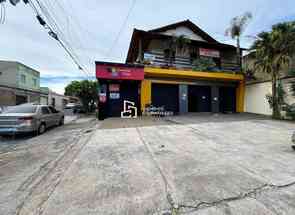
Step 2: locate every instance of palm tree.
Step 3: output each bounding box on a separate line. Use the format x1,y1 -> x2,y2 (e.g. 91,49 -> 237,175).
226,12 -> 252,69
251,21 -> 295,119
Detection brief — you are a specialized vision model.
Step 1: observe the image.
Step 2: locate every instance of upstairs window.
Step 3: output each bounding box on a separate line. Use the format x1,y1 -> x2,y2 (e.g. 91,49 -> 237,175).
21,74 -> 26,84
33,78 -> 37,87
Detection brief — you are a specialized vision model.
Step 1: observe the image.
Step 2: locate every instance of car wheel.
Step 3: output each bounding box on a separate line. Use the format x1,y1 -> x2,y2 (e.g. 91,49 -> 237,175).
59,118 -> 64,126
38,123 -> 46,135
292,145 -> 295,151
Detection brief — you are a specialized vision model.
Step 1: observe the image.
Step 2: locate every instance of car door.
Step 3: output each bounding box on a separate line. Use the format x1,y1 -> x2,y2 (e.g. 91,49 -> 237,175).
49,106 -> 60,125
40,106 -> 53,127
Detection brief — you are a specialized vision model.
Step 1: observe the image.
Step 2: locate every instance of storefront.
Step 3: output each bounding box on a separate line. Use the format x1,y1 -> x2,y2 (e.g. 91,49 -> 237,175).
140,67 -> 245,115
96,62 -> 144,119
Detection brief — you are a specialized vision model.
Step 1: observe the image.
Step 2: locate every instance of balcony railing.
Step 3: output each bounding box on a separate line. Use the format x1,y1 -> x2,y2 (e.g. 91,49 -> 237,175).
143,51 -> 240,73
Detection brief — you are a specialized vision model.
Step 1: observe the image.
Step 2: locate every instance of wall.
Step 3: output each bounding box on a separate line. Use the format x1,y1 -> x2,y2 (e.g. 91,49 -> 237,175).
245,78 -> 295,116
160,26 -> 206,42
245,81 -> 273,115
0,87 -> 16,106
48,90 -> 69,111
0,61 -> 17,87
40,96 -> 48,105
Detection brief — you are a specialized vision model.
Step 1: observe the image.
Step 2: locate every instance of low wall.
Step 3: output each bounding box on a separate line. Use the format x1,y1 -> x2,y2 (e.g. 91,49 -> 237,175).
245,78 -> 295,115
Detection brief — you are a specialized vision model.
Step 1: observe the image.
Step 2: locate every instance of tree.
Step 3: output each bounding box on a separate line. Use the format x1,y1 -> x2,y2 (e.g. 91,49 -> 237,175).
65,80 -> 98,113
251,21 -> 295,119
226,12 -> 252,68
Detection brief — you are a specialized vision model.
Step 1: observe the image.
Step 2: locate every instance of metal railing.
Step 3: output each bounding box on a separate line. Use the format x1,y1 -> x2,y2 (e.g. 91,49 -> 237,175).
144,51 -> 240,72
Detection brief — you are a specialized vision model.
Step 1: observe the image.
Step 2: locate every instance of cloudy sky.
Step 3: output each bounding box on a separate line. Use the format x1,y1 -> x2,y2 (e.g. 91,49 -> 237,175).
0,0 -> 294,94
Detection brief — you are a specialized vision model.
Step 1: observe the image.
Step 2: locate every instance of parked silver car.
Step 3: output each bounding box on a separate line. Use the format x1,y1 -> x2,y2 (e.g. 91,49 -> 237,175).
0,104 -> 64,135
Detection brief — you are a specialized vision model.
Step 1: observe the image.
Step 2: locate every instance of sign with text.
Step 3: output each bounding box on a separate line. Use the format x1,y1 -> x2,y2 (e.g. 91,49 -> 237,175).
99,93 -> 107,103
109,84 -> 120,92
96,64 -> 144,80
199,48 -> 220,58
110,93 -> 120,100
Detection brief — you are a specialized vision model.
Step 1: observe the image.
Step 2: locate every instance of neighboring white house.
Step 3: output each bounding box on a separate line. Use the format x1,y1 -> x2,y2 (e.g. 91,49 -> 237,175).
40,87 -> 80,111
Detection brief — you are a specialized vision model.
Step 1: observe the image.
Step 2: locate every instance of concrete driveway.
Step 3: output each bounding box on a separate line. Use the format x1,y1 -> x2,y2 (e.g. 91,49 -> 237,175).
4,114 -> 295,215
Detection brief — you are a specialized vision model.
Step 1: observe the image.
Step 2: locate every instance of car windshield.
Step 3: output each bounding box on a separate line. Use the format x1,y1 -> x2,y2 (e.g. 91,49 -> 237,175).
4,105 -> 37,113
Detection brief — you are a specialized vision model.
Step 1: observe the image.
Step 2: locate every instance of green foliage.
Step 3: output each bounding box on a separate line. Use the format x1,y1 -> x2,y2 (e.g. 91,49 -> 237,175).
226,12 -> 253,39
266,94 -> 273,109
265,81 -> 286,110
289,69 -> 295,97
192,57 -> 216,71
285,104 -> 295,120
226,12 -> 253,67
252,21 -> 295,119
277,81 -> 286,105
288,69 -> 295,76
175,35 -> 191,54
65,80 -> 98,113
164,35 -> 191,65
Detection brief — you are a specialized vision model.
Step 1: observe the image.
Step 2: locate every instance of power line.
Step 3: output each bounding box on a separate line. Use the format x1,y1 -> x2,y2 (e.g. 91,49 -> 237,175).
107,0 -> 137,57
26,0 -> 91,79
0,1 -> 6,24
40,0 -> 93,77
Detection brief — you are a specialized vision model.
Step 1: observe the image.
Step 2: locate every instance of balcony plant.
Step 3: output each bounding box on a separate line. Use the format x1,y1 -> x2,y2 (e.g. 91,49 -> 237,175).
192,57 -> 217,71
175,35 -> 191,56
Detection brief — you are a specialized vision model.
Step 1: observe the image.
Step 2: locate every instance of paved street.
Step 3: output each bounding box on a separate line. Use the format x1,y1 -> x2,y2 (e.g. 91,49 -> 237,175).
1,114 -> 295,215
0,115 -> 98,215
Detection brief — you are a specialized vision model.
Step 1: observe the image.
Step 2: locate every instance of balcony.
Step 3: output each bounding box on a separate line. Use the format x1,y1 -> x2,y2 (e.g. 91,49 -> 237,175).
143,51 -> 241,73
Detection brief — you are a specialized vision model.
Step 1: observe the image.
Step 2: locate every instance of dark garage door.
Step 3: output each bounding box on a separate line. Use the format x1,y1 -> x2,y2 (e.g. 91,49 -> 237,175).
152,83 -> 179,113
107,82 -> 139,117
188,86 -> 212,112
219,87 -> 236,113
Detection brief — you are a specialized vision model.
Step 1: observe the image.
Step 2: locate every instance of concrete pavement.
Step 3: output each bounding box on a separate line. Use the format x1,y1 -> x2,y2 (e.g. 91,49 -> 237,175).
29,114 -> 295,215
1,114 -> 295,214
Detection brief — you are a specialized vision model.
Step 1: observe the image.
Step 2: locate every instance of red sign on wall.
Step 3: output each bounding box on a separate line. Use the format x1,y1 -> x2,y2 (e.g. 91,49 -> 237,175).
109,84 -> 120,92
199,48 -> 220,58
96,63 -> 144,80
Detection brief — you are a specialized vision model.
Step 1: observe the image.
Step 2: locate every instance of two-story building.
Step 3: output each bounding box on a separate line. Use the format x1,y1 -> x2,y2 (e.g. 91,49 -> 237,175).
96,20 -> 245,118
0,60 -> 48,106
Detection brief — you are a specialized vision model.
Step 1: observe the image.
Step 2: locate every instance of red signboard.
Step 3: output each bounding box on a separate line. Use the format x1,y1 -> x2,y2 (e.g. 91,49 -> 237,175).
109,84 -> 120,92
199,48 -> 220,58
96,64 -> 144,80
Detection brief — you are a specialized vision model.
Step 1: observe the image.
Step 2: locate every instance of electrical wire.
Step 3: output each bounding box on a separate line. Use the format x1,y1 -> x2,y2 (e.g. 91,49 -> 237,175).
0,2 -> 6,24
49,0 -> 92,73
39,0 -> 92,77
27,0 -> 91,79
107,0 -> 137,57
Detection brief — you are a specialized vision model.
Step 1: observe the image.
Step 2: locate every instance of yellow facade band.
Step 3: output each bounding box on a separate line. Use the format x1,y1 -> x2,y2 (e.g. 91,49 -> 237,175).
144,67 -> 244,81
